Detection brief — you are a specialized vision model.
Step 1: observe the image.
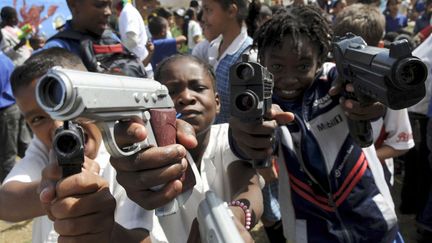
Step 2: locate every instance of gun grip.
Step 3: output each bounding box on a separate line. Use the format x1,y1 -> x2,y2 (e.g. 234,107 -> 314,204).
347,119 -> 373,147
150,109 -> 197,192
149,109 -> 196,216
149,109 -> 177,146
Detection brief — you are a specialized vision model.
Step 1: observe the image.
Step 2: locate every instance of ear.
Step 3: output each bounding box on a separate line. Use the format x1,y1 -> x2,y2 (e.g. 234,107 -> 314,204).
227,3 -> 238,20
214,92 -> 221,115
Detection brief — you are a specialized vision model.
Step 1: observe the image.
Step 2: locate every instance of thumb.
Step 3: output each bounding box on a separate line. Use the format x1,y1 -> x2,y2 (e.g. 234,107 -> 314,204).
268,104 -> 295,125
176,119 -> 198,150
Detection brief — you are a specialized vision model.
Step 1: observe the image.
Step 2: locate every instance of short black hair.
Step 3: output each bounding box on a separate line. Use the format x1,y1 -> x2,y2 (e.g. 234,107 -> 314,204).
155,7 -> 173,19
148,16 -> 167,36
1,6 -> 17,22
10,47 -> 85,95
254,5 -> 332,64
154,54 -> 217,91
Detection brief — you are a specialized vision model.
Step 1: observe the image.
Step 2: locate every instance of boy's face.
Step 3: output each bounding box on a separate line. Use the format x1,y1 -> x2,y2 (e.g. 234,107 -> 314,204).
202,0 -> 230,39
69,0 -> 112,36
160,59 -> 220,136
262,36 -> 321,101
15,79 -> 102,159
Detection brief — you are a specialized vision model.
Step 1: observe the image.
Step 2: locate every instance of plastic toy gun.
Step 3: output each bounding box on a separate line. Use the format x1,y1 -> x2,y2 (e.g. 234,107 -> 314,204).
333,33 -> 428,147
197,191 -> 245,243
230,54 -> 274,168
18,24 -> 33,40
35,67 -> 195,216
53,120 -> 85,178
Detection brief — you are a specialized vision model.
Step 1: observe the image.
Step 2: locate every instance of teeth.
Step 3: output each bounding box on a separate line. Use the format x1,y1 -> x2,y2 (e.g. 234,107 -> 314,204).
281,90 -> 297,95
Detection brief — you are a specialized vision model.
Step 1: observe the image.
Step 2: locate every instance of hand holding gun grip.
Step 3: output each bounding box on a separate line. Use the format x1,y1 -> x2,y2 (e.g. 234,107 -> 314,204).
35,67 -> 196,216
230,54 -> 274,168
333,33 -> 428,147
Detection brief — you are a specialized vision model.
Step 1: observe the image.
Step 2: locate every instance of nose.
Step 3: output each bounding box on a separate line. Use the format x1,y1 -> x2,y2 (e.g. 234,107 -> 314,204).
177,89 -> 197,106
104,5 -> 112,17
51,120 -> 63,136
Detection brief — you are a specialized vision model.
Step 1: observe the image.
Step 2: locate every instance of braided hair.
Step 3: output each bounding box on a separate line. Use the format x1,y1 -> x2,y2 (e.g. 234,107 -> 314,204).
254,5 -> 332,64
154,54 -> 217,91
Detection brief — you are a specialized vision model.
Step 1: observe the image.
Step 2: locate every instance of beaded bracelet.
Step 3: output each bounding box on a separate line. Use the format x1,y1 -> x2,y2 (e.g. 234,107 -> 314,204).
228,200 -> 252,230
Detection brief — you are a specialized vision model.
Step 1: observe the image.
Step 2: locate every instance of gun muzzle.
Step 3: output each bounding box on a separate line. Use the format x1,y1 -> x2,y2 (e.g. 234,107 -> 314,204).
53,121 -> 85,177
393,57 -> 427,89
37,76 -> 67,110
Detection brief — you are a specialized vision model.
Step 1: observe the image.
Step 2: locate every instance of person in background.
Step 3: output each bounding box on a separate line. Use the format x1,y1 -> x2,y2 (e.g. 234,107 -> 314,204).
0,6 -> 32,65
413,0 -> 432,34
411,34 -> 432,243
0,30 -> 26,184
246,0 -> 272,38
202,0 -> 253,124
384,0 -> 408,33
333,3 -> 414,187
117,0 -> 154,77
148,16 -> 186,69
185,8 -> 203,53
192,10 -> 218,62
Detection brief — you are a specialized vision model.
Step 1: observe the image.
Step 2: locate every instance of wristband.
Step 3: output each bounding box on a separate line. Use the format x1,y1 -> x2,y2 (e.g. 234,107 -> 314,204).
229,200 -> 252,230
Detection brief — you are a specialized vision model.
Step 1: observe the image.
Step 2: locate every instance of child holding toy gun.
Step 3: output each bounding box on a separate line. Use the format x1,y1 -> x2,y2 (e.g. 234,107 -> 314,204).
333,3 -> 414,187
110,54 -> 263,243
229,5 -> 405,243
0,6 -> 32,65
0,48 -> 153,243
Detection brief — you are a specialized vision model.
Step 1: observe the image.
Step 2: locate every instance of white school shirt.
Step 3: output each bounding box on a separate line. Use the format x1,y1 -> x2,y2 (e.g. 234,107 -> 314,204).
4,137 -> 153,243
371,108 -> 414,185
118,2 -> 153,77
192,39 -> 210,62
0,26 -> 32,66
207,26 -> 249,71
408,34 -> 432,115
187,20 -> 202,50
150,124 -> 240,243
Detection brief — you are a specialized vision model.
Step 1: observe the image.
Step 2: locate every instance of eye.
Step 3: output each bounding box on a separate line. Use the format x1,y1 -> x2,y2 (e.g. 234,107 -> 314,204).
298,63 -> 312,72
270,64 -> 283,72
190,84 -> 208,93
29,115 -> 47,126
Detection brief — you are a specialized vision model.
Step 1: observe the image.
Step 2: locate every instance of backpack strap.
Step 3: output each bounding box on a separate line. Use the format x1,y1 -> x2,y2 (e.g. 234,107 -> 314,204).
47,28 -> 88,42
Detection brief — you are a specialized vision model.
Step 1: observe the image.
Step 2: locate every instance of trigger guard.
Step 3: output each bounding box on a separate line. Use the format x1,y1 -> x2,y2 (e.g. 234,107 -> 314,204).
98,122 -> 149,158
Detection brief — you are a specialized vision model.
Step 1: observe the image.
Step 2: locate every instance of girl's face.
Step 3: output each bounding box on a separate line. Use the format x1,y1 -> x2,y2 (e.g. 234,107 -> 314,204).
263,36 -> 321,101
202,0 -> 232,38
160,59 -> 220,136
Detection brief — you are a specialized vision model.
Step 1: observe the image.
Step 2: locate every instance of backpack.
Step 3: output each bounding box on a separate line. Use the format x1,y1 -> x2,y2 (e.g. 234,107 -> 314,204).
48,29 -> 147,78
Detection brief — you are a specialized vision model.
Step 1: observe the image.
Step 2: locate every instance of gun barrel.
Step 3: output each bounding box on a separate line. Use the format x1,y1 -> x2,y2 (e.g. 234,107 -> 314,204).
394,57 -> 428,88
333,34 -> 427,109
36,67 -> 173,121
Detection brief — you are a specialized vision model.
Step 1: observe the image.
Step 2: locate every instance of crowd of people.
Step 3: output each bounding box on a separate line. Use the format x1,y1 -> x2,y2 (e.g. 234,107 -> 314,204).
0,0 -> 432,242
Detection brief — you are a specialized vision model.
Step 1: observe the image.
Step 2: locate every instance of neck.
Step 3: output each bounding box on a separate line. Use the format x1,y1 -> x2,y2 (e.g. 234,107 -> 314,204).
189,128 -> 211,170
219,22 -> 242,56
70,19 -> 100,37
